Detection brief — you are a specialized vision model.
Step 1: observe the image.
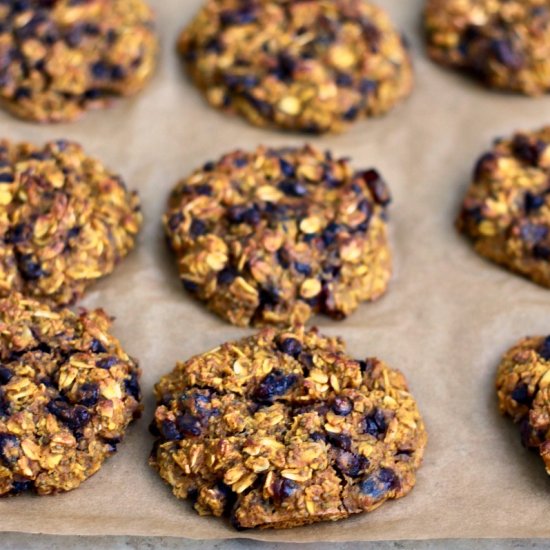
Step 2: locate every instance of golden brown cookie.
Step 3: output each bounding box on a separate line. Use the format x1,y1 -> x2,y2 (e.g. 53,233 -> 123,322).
497,335 -> 550,473
424,0 -> 550,95
163,144 -> 392,327
0,292 -> 141,496
457,127 -> 550,287
149,326 -> 427,530
0,0 -> 158,122
178,0 -> 413,133
0,139 -> 142,306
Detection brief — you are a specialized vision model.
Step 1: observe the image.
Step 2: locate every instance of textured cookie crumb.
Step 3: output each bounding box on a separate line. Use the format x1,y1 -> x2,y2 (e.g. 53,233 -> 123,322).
164,144 -> 392,327
150,326 -> 426,530
425,0 -> 550,95
497,335 -> 550,473
178,0 -> 413,133
0,292 -> 141,496
0,0 -> 158,122
0,139 -> 142,306
457,126 -> 550,287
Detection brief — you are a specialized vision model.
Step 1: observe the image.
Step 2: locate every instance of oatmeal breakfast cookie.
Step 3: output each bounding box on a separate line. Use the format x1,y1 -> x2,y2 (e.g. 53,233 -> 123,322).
0,0 -> 158,122
424,0 -> 550,95
178,0 -> 413,133
457,127 -> 550,286
0,292 -> 141,496
164,144 -> 392,327
497,335 -> 550,473
0,139 -> 142,306
149,326 -> 427,530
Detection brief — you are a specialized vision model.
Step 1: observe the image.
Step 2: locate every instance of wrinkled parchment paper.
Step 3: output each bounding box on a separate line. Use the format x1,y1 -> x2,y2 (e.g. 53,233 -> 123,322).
2,0 -> 550,542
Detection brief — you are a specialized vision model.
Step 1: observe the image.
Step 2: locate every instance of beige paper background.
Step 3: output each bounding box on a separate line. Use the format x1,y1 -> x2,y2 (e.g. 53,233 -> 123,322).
2,0 -> 550,542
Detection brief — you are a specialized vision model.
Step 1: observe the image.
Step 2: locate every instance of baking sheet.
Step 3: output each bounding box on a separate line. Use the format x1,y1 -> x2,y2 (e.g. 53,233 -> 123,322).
2,0 -> 550,542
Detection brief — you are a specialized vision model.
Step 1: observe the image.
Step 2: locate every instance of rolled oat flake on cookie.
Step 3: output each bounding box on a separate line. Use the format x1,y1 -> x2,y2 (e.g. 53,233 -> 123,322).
164,144 -> 392,327
149,326 -> 427,529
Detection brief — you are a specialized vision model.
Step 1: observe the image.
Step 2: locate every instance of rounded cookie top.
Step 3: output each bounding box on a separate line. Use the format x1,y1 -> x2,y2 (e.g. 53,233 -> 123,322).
0,0 -> 158,122
0,139 -> 142,306
164,144 -> 392,327
457,127 -> 550,287
496,335 -> 550,473
424,0 -> 550,95
178,0 -> 412,133
149,326 -> 427,530
0,292 -> 141,496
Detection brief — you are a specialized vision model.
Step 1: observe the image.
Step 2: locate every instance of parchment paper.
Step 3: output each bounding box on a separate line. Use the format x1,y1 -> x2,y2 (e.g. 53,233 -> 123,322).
2,0 -> 550,542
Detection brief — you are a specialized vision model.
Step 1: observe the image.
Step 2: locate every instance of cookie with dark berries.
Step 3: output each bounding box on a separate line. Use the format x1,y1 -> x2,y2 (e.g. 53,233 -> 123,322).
164,144 -> 392,327
149,326 -> 426,530
0,0 -> 158,122
178,0 -> 412,133
497,335 -> 550,473
0,292 -> 141,496
0,139 -> 142,306
457,126 -> 550,287
425,0 -> 550,95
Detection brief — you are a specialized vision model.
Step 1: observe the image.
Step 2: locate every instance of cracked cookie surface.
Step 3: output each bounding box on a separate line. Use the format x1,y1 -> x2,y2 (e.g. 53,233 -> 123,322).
0,0 -> 158,122
424,0 -> 550,95
497,335 -> 550,473
0,139 -> 142,306
0,292 -> 141,496
164,144 -> 392,327
149,326 -> 427,530
178,0 -> 412,133
457,127 -> 550,287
